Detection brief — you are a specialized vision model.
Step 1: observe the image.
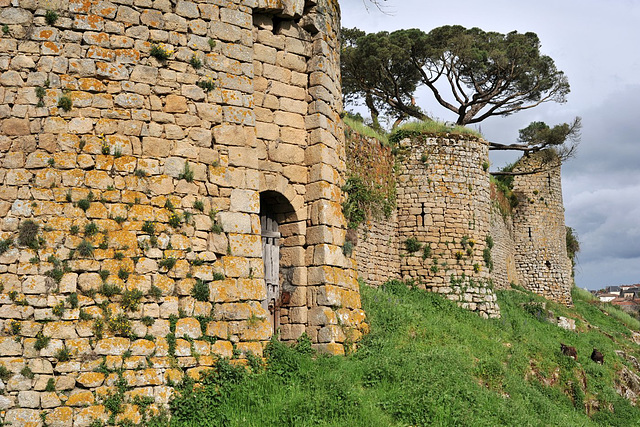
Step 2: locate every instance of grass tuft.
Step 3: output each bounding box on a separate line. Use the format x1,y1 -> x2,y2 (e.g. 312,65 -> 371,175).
391,119 -> 483,142
343,116 -> 389,145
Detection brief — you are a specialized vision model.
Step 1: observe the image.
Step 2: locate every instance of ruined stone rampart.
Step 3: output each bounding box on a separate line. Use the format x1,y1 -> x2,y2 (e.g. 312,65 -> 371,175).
348,131 -> 573,319
489,205 -> 519,290
345,131 -> 398,287
0,0 -> 575,421
0,0 -> 366,424
510,153 -> 573,305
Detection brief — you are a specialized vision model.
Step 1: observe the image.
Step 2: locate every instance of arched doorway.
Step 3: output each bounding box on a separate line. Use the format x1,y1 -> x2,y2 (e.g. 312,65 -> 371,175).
259,191 -> 302,335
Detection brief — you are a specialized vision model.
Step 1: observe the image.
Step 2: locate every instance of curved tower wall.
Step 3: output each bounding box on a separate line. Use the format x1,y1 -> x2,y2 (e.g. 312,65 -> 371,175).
394,135 -> 500,319
510,152 -> 574,305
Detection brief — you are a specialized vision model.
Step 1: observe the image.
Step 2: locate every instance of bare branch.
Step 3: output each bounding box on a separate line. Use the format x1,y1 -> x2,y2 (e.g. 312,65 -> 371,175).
362,0 -> 394,14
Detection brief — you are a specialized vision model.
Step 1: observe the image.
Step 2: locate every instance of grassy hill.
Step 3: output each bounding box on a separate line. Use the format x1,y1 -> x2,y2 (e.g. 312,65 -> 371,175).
153,282 -> 640,426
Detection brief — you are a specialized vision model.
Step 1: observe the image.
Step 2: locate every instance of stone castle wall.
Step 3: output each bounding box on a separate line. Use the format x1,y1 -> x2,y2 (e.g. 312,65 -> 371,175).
0,0 -> 365,424
347,132 -> 573,318
353,214 -> 398,287
344,132 -> 399,287
489,206 -> 519,290
394,135 -> 500,319
510,152 -> 573,305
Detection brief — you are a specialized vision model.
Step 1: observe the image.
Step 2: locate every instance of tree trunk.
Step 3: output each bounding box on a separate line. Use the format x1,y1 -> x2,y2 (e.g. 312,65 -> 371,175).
365,93 -> 381,130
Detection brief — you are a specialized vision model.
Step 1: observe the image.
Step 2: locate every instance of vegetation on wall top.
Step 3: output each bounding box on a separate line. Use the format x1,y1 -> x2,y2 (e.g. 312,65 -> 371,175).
343,117 -> 397,229
343,115 -> 389,145
388,120 -> 483,145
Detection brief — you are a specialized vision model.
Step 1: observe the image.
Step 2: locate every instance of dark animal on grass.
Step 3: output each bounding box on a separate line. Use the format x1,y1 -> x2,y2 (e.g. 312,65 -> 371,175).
591,348 -> 604,364
560,343 -> 577,360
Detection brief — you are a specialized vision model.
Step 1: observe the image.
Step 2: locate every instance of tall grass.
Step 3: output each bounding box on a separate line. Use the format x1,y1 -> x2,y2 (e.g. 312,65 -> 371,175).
343,116 -> 389,145
573,286 -> 598,302
573,286 -> 640,331
600,305 -> 640,331
156,283 -> 640,426
393,119 -> 483,139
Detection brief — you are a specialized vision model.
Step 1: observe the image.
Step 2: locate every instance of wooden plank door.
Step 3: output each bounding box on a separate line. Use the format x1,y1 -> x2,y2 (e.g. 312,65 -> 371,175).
261,213 -> 280,332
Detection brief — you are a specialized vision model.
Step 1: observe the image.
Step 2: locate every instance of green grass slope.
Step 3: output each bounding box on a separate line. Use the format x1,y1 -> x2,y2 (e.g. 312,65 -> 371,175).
156,283 -> 640,426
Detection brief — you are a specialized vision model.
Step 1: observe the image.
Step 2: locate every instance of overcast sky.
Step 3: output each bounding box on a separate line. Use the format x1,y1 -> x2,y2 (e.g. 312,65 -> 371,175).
341,0 -> 640,290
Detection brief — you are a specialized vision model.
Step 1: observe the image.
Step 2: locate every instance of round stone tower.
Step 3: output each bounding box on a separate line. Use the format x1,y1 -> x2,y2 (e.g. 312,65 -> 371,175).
395,134 -> 500,319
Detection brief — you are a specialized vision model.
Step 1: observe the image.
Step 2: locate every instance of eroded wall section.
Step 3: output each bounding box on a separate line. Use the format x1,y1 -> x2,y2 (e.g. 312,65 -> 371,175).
345,131 -> 399,287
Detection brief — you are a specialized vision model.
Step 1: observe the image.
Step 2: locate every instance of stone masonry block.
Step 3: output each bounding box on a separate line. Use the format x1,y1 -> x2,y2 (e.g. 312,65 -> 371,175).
307,306 -> 337,326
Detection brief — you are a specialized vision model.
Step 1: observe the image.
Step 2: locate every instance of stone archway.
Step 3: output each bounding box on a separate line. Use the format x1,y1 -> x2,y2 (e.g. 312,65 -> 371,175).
259,190 -> 306,339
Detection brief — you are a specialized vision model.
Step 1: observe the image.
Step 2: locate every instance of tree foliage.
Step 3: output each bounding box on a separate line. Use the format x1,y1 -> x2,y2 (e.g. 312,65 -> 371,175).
490,117 -> 581,174
566,226 -> 580,277
341,28 -> 425,129
342,25 -> 570,126
517,117 -> 582,150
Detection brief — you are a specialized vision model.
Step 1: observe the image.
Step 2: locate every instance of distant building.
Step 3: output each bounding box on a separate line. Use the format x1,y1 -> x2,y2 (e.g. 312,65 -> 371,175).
611,298 -> 640,314
599,293 -> 619,303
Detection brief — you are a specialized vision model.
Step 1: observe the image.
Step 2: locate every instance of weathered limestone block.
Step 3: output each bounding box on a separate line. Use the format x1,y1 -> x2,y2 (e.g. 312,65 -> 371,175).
39,392 -> 61,409
67,390 -> 95,407
43,406 -> 73,426
1,117 -> 30,135
77,372 -> 106,388
175,318 -> 202,339
3,409 -> 40,426
95,337 -> 130,355
42,321 -> 78,339
307,306 -> 337,326
22,276 -> 48,295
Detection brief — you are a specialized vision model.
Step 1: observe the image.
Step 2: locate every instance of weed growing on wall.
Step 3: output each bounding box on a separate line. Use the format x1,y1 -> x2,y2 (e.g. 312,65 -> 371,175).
344,121 -> 397,229
404,237 -> 422,253
34,332 -> 51,351
76,240 -> 94,257
342,176 -> 394,229
159,257 -> 177,271
343,241 -> 354,257
121,289 -> 144,312
18,220 -> 39,248
57,94 -> 72,112
179,162 -> 194,182
197,79 -> 216,92
190,55 -> 203,69
45,10 -> 59,25
150,44 -> 173,60
0,238 -> 11,254
35,86 -> 46,107
191,279 -> 210,302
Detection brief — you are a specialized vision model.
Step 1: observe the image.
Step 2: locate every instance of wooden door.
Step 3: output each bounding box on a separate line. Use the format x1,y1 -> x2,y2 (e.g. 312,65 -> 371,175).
261,213 -> 280,331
